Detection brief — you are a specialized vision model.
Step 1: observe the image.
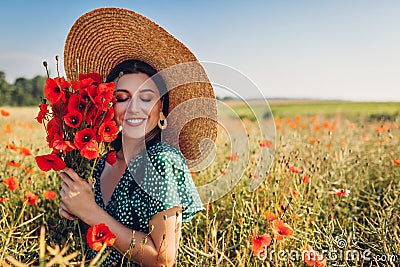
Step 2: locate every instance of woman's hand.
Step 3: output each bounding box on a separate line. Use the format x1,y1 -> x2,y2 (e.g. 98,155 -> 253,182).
59,200 -> 76,220
59,167 -> 97,222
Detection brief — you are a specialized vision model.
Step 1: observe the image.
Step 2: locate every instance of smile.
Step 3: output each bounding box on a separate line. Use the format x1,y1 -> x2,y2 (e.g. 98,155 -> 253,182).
125,118 -> 146,127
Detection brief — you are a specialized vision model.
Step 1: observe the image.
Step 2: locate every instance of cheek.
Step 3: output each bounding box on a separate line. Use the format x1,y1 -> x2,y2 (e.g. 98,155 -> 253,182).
114,104 -> 126,123
147,104 -> 162,125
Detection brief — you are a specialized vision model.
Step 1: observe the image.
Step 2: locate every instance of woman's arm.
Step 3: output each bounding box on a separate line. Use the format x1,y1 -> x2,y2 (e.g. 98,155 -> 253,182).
59,167 -> 181,267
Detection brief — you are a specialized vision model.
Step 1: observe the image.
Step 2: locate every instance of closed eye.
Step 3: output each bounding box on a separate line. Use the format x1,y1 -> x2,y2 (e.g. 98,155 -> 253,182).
116,97 -> 129,102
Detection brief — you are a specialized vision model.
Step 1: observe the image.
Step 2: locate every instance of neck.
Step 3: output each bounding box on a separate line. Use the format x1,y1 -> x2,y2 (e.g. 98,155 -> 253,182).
117,137 -> 146,163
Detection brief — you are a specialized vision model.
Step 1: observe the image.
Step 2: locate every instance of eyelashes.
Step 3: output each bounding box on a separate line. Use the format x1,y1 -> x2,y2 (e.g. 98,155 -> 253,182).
116,98 -> 129,102
116,97 -> 152,103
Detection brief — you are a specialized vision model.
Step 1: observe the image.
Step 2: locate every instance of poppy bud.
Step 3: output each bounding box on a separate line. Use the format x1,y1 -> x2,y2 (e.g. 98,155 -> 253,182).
43,61 -> 49,78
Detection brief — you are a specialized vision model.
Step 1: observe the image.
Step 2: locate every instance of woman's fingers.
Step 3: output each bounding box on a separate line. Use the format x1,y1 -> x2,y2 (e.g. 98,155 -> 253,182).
62,167 -> 82,182
60,201 -> 76,220
59,207 -> 75,220
60,201 -> 73,214
59,172 -> 74,188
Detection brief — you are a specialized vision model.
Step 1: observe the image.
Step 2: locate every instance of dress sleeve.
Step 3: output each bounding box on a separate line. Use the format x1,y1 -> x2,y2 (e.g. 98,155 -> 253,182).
143,148 -> 205,222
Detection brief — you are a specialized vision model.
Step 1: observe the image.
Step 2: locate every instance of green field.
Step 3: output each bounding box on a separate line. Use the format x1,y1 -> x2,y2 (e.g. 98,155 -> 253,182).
0,101 -> 399,266
227,100 -> 400,121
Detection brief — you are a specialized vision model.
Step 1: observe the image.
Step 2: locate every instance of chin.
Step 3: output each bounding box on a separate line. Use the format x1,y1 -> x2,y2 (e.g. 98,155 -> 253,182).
121,129 -> 146,140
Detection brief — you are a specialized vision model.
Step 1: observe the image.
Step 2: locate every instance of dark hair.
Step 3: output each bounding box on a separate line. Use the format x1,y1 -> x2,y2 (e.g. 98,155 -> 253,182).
107,59 -> 169,151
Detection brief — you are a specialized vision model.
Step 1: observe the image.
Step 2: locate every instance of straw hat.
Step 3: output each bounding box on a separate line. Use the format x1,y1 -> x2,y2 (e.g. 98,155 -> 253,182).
64,7 -> 217,167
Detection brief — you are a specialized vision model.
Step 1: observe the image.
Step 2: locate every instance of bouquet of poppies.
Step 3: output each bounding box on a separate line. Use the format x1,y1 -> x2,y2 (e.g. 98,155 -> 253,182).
35,62 -> 118,182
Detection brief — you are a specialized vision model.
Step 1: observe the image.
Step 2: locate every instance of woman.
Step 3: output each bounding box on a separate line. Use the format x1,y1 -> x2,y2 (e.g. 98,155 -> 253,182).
59,8 -> 217,267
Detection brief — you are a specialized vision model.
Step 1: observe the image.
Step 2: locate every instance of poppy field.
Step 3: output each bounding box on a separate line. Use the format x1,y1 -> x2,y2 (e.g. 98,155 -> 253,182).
0,101 -> 399,266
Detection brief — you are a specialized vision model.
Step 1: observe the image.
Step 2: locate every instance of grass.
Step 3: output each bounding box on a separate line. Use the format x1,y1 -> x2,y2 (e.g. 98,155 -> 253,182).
227,100 -> 400,121
0,102 -> 399,266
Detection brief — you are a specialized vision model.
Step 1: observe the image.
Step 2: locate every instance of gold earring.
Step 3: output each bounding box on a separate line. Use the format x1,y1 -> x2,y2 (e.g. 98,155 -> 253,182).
158,112 -> 167,129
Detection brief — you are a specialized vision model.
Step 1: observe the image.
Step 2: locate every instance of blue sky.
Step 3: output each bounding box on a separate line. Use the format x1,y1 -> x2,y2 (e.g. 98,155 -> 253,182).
1,0 -> 399,101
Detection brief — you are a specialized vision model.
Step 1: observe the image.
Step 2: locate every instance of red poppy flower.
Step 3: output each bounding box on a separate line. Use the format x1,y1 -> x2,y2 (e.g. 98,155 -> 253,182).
71,81 -> 80,91
249,228 -> 271,256
302,245 -> 327,267
334,188 -> 350,197
86,223 -> 116,251
74,128 -> 97,149
7,143 -> 18,151
85,104 -> 101,125
35,154 -> 66,171
71,77 -> 96,91
259,139 -> 274,148
25,168 -> 34,174
87,85 -> 99,102
227,153 -> 239,162
250,173 -> 259,178
98,121 -> 118,142
291,188 -> 299,199
394,160 -> 400,166
79,86 -> 90,101
51,133 -> 76,152
270,219 -> 294,242
303,175 -> 311,184
19,147 -> 32,156
50,101 -> 68,118
79,73 -> 103,84
43,190 -> 57,200
44,77 -> 68,104
8,160 -> 20,168
5,124 -> 12,134
3,176 -> 19,190
64,110 -> 83,129
103,107 -> 115,122
25,192 -> 38,205
264,211 -> 278,222
290,165 -> 301,173
96,82 -> 115,109
68,94 -> 88,113
302,244 -> 318,266
0,109 -> 10,117
0,196 -> 8,202
35,104 -> 49,123
46,118 -> 63,146
80,139 -> 100,160
106,151 -> 117,166
87,83 -> 115,111
316,256 -> 327,267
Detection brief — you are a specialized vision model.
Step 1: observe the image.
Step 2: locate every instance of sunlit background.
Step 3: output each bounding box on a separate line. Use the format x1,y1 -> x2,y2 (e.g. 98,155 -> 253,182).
1,0 -> 399,101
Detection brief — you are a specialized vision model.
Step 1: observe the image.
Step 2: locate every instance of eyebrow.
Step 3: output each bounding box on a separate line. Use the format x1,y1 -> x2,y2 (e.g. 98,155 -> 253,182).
114,88 -> 156,93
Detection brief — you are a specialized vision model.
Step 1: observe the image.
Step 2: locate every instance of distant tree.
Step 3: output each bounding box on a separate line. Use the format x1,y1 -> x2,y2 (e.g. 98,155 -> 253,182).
0,71 -> 12,105
32,75 -> 46,101
0,71 -> 45,106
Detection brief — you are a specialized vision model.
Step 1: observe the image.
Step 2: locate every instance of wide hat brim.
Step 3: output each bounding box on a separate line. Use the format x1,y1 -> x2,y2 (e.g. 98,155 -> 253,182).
64,8 -> 217,168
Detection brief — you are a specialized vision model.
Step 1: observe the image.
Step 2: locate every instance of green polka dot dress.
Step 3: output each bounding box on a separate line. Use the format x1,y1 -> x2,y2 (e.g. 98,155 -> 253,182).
86,142 -> 204,266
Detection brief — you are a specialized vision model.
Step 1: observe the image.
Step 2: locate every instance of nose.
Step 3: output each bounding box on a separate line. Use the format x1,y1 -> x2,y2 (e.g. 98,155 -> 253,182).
127,95 -> 140,114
